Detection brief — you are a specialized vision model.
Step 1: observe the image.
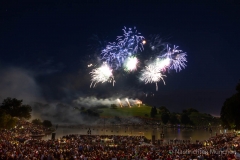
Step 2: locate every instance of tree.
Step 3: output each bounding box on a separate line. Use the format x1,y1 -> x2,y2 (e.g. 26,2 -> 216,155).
0,98 -> 32,119
182,108 -> 198,115
220,81 -> 240,130
150,106 -> 157,118
181,114 -> 191,125
169,113 -> 180,124
110,104 -> 118,109
32,119 -> 42,125
189,112 -> 219,126
0,110 -> 17,129
161,112 -> 170,124
42,120 -> 52,128
159,106 -> 169,114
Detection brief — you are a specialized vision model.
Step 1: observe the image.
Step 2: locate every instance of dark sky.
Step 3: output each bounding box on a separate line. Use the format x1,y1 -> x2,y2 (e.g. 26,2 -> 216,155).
0,1 -> 240,116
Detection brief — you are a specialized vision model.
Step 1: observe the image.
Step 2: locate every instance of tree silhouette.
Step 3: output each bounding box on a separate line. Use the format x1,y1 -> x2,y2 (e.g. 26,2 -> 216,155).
0,109 -> 17,129
0,98 -> 32,119
161,112 -> 170,124
220,81 -> 240,129
32,119 -> 42,125
150,106 -> 157,117
181,114 -> 191,125
42,120 -> 52,128
169,113 -> 180,124
159,106 -> 169,114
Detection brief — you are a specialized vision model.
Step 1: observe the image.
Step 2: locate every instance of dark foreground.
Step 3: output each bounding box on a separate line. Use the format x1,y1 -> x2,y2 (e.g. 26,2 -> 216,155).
0,120 -> 240,160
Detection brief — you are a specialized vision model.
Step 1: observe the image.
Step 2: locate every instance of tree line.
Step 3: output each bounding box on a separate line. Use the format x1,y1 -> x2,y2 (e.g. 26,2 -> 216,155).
149,80 -> 240,129
150,105 -> 219,126
0,97 -> 52,129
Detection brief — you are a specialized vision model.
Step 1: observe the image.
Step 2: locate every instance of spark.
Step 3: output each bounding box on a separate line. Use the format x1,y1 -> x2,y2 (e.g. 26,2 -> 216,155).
117,99 -> 123,107
125,98 -> 131,108
124,57 -> 139,71
135,100 -> 142,107
140,63 -> 166,91
88,64 -> 93,67
90,63 -> 115,88
160,45 -> 187,72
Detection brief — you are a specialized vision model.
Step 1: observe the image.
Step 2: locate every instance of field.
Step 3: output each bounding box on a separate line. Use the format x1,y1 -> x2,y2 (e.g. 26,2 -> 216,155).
98,105 -> 160,118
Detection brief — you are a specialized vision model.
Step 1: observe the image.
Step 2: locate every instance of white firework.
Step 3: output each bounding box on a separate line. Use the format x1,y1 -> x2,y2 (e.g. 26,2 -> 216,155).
90,63 -> 115,88
124,57 -> 139,71
117,99 -> 123,107
140,63 -> 166,91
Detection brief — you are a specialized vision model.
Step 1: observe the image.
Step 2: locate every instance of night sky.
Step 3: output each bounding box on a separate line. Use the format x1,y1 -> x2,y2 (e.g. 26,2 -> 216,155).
0,1 -> 240,116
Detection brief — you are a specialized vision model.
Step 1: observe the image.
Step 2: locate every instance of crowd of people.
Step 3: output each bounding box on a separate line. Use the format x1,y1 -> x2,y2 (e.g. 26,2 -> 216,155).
0,120 -> 240,159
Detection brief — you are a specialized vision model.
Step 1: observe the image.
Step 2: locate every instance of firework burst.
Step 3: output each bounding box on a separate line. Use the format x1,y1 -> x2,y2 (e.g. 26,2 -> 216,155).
100,27 -> 145,69
160,45 -> 187,72
89,26 -> 187,90
140,63 -> 166,91
90,63 -> 115,88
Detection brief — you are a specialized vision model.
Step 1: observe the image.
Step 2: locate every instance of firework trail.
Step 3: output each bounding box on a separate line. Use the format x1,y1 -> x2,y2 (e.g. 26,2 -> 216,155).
117,99 -> 123,107
90,63 -> 115,88
125,98 -> 131,108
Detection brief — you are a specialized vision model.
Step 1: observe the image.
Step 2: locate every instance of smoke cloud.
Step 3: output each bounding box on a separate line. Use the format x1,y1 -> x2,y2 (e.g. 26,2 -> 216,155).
31,102 -> 85,125
0,67 -> 44,103
73,97 -> 141,107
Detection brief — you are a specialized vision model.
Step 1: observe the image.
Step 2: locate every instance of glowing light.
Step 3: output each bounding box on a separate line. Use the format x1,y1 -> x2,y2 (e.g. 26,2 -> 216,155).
90,63 -> 115,88
125,98 -> 131,108
135,100 -> 142,107
142,40 -> 146,44
155,58 -> 171,71
117,99 -> 123,107
124,57 -> 138,71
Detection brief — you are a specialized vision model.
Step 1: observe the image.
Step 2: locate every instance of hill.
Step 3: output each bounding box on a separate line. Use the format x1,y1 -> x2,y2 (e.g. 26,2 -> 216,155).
98,104 -> 158,118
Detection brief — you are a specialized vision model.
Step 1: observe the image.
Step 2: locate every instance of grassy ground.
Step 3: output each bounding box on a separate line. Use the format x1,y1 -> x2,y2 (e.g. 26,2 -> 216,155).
99,105 -> 161,119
